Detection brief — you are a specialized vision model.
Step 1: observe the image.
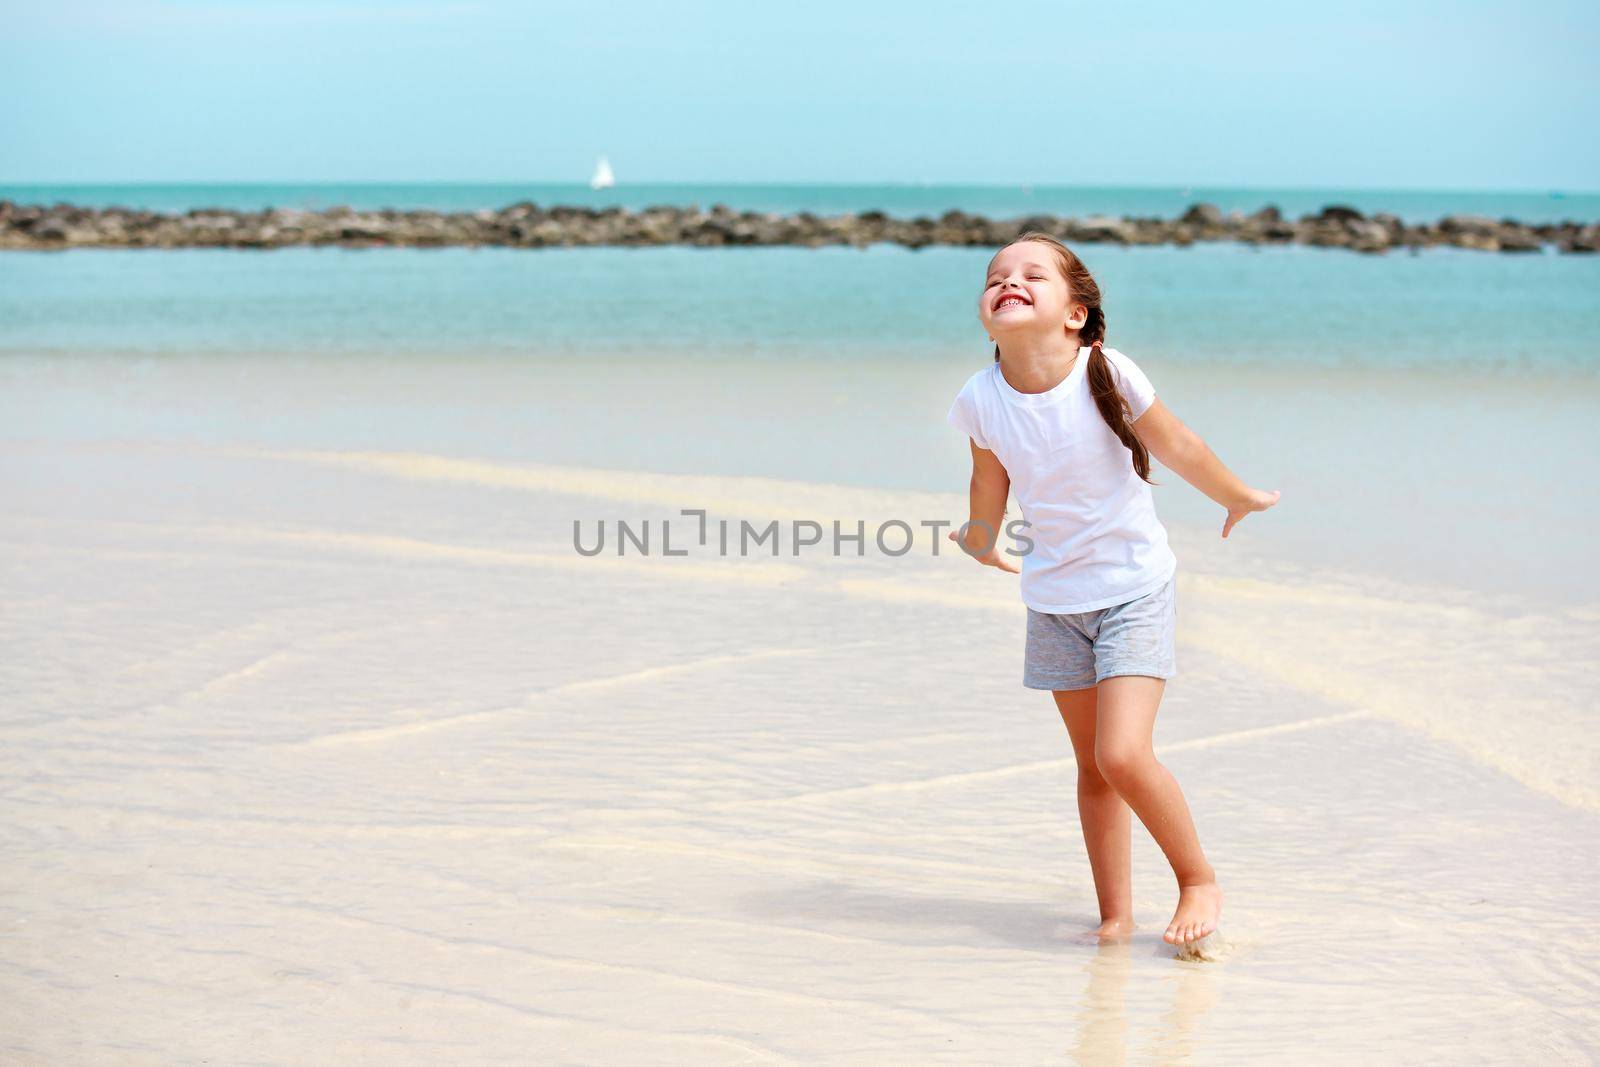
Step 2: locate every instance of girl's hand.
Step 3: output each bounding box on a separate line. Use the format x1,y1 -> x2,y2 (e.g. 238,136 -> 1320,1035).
1222,488 -> 1281,538
947,529 -> 1023,573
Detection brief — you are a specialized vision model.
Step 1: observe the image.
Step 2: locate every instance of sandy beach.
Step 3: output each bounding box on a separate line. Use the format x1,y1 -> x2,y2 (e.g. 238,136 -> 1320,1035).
3,409 -> 1598,1062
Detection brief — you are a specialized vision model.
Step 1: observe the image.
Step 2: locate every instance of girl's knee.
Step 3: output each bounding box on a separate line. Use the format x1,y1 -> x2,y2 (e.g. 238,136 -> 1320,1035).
1075,758 -> 1114,793
1095,743 -> 1155,785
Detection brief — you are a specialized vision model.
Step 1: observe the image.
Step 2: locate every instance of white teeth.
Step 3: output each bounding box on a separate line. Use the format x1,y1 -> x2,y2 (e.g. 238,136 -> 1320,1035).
997,297 -> 1026,310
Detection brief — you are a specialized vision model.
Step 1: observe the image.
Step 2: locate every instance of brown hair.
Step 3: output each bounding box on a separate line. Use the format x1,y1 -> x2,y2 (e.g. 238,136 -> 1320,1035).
990,230 -> 1154,483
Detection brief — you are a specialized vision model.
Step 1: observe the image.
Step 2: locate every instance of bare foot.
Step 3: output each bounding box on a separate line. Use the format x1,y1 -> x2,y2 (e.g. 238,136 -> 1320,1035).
1164,882 -> 1222,946
1072,916 -> 1136,944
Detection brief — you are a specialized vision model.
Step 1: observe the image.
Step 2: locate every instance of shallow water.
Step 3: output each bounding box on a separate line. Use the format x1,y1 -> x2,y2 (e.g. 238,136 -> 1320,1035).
3,244 -> 1598,373
3,242 -> 1598,605
1,441 -> 1596,1063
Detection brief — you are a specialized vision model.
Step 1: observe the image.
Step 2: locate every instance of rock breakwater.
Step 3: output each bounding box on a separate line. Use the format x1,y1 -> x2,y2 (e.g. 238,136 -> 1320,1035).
1,200 -> 1595,254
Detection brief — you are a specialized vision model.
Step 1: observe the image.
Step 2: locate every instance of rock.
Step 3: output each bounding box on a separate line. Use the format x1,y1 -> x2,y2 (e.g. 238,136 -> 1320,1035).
1017,214 -> 1062,235
1304,223 -> 1354,248
32,218 -> 69,241
1181,203 -> 1224,226
1438,214 -> 1499,234
1315,204 -> 1365,223
1347,221 -> 1392,253
1497,228 -> 1544,253
1069,216 -> 1134,243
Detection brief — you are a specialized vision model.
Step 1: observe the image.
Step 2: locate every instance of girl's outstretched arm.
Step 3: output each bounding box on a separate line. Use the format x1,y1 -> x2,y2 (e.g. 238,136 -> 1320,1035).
950,438 -> 1022,572
1131,399 -> 1281,538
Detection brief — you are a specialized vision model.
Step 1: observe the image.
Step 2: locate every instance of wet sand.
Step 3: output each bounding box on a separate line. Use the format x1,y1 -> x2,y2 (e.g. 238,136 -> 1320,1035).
3,437 -> 1597,1064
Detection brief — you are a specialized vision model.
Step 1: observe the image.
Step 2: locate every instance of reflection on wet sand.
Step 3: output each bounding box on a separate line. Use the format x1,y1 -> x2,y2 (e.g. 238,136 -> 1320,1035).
1071,938 -> 1221,1066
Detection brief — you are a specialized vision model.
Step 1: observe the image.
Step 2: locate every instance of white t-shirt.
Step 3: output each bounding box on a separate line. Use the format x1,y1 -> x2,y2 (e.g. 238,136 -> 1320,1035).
946,346 -> 1177,614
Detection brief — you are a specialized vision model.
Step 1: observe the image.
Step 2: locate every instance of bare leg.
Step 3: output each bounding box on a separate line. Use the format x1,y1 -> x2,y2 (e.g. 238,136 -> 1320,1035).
1052,687 -> 1135,940
1093,676 -> 1223,946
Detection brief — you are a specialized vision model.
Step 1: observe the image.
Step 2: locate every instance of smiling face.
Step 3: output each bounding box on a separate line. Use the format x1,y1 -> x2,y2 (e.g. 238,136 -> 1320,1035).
978,240 -> 1087,340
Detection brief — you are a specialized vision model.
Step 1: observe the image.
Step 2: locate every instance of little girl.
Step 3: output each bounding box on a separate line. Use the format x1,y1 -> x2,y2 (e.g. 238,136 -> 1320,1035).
946,232 -> 1280,950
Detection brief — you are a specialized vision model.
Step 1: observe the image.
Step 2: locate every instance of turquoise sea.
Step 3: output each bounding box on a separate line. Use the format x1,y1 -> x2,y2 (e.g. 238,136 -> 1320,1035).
3,183 -> 1598,605
4,180 -> 1598,223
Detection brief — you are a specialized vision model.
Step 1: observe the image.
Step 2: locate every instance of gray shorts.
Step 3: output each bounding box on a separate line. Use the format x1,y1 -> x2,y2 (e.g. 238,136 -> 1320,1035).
1023,575 -> 1177,690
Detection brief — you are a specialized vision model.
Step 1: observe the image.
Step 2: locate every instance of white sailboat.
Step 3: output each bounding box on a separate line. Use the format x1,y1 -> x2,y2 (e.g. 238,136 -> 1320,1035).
589,156 -> 615,190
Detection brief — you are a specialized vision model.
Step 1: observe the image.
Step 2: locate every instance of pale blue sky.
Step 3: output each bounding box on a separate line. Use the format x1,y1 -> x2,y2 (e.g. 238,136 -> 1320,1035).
3,0 -> 1596,189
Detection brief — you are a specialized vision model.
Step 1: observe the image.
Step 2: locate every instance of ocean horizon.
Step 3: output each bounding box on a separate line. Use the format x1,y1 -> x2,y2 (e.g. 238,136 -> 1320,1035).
4,180 -> 1599,225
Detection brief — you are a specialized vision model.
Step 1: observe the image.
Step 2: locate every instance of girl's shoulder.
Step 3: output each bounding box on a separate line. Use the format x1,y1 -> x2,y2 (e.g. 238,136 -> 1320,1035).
1099,346 -> 1158,416
1100,345 -> 1140,370
954,361 -> 1000,399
